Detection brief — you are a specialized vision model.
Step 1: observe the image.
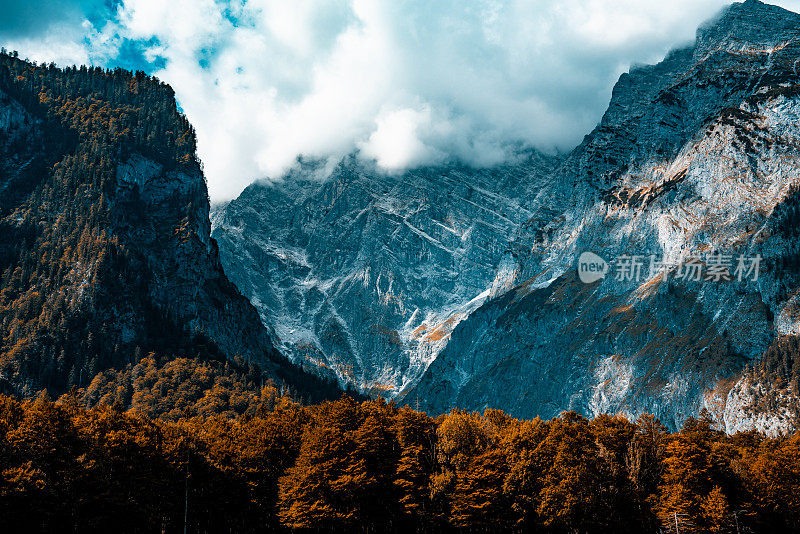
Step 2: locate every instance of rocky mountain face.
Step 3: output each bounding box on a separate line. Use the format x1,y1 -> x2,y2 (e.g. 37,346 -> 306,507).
0,54 -> 334,398
212,152 -> 558,395
213,0 -> 800,432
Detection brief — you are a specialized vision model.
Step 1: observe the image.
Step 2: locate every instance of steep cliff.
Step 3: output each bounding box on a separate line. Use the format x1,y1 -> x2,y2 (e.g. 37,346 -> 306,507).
0,53 -> 334,398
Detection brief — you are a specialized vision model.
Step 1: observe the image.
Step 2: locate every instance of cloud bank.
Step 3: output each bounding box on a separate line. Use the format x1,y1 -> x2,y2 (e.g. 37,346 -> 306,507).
3,0 -> 800,201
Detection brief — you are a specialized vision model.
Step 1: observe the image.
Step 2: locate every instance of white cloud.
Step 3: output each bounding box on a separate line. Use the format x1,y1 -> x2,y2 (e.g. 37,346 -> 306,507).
360,106 -> 445,170
4,0 -> 800,201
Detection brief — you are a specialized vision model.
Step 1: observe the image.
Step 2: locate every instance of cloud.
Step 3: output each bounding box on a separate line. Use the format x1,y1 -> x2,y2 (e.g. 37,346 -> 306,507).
2,0 -> 800,201
359,106 -> 445,170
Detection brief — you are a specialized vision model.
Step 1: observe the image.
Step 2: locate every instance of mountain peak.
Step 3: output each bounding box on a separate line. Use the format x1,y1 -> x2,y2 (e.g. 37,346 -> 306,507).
695,0 -> 800,58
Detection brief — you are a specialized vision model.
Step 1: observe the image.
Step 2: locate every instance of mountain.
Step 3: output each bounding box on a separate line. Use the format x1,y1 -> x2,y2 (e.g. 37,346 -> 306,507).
0,52 -> 337,400
211,152 -> 558,395
408,0 -> 800,432
213,0 -> 800,432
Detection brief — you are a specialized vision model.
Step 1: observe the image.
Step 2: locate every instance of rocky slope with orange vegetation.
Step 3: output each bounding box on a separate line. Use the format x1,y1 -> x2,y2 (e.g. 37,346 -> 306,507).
214,0 -> 800,431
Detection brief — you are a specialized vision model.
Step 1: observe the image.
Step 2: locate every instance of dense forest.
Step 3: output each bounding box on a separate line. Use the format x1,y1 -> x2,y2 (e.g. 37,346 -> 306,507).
0,48 -> 187,394
0,354 -> 798,533
0,48 -> 217,396
0,50 -> 344,402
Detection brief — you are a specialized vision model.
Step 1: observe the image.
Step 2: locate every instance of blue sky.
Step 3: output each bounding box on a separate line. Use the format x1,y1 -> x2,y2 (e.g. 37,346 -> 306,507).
2,0 -> 799,201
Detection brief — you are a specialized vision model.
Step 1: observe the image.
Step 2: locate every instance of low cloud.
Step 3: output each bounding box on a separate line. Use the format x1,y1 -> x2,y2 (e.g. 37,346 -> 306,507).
3,0 -> 800,201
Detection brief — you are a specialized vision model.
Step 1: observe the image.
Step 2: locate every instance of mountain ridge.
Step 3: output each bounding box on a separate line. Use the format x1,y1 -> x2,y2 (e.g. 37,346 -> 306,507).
213,0 -> 800,431
405,0 -> 800,431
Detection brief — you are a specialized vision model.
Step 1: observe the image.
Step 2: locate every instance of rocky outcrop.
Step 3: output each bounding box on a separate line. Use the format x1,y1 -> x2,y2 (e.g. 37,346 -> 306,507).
112,152 -> 278,364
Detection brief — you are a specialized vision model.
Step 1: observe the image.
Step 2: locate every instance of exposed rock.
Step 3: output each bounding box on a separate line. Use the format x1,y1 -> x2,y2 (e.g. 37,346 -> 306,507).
213,0 -> 800,431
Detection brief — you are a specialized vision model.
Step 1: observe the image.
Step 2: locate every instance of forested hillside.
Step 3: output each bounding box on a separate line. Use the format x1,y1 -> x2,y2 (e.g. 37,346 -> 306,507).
2,383 -> 800,533
0,51 -> 340,400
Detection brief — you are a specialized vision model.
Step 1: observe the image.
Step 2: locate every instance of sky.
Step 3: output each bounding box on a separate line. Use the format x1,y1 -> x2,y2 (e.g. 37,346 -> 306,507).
2,0 -> 800,202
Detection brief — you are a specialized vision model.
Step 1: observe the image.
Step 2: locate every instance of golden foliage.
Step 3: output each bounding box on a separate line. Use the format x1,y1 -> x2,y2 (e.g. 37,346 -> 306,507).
2,380 -> 799,533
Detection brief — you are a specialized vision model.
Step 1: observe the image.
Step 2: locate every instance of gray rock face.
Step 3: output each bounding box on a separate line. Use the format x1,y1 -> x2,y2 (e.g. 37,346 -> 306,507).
214,0 -> 800,432
212,153 -> 558,394
112,152 -> 280,366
